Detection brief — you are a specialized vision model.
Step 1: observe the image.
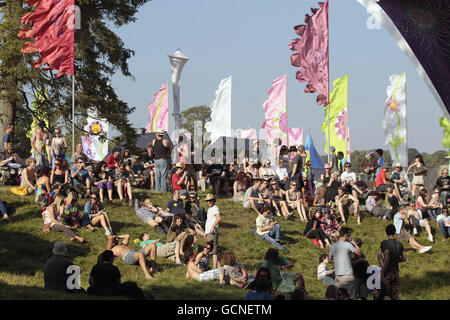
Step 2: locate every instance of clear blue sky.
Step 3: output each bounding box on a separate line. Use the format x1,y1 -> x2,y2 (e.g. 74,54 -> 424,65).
109,0 -> 446,155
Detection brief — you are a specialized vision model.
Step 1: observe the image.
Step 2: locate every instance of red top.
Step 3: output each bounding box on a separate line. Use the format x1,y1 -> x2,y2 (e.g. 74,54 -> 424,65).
172,173 -> 185,190
106,154 -> 120,169
375,169 -> 386,188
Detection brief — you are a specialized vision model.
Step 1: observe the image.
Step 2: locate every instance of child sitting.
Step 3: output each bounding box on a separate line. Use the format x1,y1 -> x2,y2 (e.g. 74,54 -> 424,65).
317,254 -> 335,286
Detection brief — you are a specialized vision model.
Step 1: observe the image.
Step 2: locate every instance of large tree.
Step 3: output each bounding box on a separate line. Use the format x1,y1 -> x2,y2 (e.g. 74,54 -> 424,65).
0,0 -> 152,157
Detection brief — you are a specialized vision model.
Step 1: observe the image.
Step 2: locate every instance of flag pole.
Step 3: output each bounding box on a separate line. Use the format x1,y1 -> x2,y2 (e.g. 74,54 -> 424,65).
72,74 -> 75,156
286,75 -> 289,147
327,0 -> 330,164
404,72 -> 408,167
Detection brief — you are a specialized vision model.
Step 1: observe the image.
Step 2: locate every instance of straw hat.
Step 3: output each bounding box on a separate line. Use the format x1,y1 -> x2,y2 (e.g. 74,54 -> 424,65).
52,241 -> 68,256
205,193 -> 216,201
156,128 -> 165,135
173,163 -> 185,169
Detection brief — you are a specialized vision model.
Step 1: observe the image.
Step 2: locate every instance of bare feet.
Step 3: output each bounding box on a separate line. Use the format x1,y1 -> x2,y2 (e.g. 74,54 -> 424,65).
145,274 -> 155,280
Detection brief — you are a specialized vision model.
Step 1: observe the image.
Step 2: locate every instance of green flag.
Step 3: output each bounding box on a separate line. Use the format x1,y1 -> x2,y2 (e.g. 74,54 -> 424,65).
321,75 -> 348,156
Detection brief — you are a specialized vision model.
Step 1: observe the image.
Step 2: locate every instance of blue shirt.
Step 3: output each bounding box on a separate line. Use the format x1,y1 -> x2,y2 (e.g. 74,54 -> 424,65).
81,202 -> 104,226
376,158 -> 385,176
71,167 -> 89,185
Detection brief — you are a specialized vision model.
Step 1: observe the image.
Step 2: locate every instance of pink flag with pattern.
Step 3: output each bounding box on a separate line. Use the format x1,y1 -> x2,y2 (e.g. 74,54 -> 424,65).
289,1 -> 329,106
146,83 -> 169,133
261,75 -> 288,146
288,128 -> 303,146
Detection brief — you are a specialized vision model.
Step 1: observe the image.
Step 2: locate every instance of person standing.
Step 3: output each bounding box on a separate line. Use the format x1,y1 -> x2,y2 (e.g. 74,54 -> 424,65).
50,127 -> 67,168
153,128 -> 172,192
328,146 -> 339,174
289,146 -> 303,191
31,122 -> 49,168
329,228 -> 362,300
2,123 -> 14,152
378,224 -> 406,300
204,194 -> 221,269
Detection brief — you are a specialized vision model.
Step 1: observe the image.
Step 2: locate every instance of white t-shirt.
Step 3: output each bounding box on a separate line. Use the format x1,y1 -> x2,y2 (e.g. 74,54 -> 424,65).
437,214 -> 450,226
205,205 -> 220,235
276,167 -> 288,181
341,171 -> 356,184
256,215 -> 272,236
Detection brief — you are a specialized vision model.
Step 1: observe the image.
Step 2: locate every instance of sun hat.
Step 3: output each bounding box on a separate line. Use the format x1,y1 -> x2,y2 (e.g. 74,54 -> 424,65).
395,163 -> 402,168
173,163 -> 185,169
205,193 -> 216,201
53,241 -> 68,256
156,128 -> 165,135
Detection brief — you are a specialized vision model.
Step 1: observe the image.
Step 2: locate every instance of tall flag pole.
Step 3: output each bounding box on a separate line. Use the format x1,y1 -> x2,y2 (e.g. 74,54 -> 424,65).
382,73 -> 408,167
357,0 -> 449,117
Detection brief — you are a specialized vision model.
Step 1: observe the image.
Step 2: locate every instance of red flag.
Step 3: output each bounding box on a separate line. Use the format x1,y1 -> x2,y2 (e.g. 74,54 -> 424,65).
19,0 -> 75,77
289,1 -> 329,106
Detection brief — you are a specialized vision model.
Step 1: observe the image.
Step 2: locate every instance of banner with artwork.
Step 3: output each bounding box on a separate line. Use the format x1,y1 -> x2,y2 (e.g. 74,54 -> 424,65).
288,128 -> 303,146
82,115 -> 108,161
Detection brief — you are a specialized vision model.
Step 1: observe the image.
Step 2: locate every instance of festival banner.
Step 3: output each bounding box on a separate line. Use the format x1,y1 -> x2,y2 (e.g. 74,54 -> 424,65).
26,89 -> 49,156
237,129 -> 256,140
346,126 -> 351,162
382,73 -> 407,167
288,128 -> 303,147
19,0 -> 75,77
261,75 -> 288,146
205,76 -> 232,144
357,0 -> 449,117
83,114 -> 109,161
145,83 -> 169,133
304,132 -> 324,169
321,75 -> 348,156
289,0 -> 329,106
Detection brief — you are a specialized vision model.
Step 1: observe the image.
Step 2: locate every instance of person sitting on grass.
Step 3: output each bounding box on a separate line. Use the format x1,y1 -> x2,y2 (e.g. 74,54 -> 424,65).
376,164 -> 404,204
167,214 -> 198,243
303,209 -> 332,249
35,166 -> 52,204
112,162 -> 133,205
393,205 -> 432,254
319,208 -> 341,239
81,193 -> 113,236
333,186 -> 353,225
261,248 -> 297,292
87,250 -> 121,296
194,240 -> 217,271
268,180 -> 291,219
340,163 -> 363,224
184,248 -> 225,284
171,163 -> 189,197
20,157 -> 37,195
317,254 -> 335,287
61,191 -> 82,230
245,277 -> 273,300
93,161 -> 114,204
233,172 -> 249,203
285,180 -> 307,222
71,157 -> 91,198
243,178 -> 264,215
365,191 -> 392,220
185,191 -> 207,230
256,206 -> 286,251
135,198 -> 171,235
107,234 -> 157,280
222,251 -> 248,288
42,194 -> 84,243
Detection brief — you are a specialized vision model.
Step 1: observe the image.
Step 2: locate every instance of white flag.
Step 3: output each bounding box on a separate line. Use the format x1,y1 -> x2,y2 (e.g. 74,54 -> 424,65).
205,76 -> 232,143
382,73 -> 407,167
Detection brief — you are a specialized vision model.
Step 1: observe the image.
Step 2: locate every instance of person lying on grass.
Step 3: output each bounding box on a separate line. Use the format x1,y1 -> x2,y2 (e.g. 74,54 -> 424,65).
107,234 -> 157,280
184,247 -> 225,284
139,231 -> 188,266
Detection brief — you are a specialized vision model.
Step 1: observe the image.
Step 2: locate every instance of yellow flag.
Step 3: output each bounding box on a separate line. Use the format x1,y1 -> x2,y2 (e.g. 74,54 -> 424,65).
321,75 -> 348,156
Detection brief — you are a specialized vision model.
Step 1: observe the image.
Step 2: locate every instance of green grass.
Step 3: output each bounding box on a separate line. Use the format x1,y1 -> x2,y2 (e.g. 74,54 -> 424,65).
0,186 -> 449,300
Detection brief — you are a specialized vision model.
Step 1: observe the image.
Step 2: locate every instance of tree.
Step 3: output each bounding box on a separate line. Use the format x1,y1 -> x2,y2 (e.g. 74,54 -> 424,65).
180,105 -> 211,138
0,0 -> 152,156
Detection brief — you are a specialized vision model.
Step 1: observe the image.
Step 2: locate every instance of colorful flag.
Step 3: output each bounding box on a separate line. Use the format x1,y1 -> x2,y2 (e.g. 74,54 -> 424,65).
145,83 -> 169,133
19,0 -> 75,77
237,129 -> 256,140
288,128 -> 303,146
304,132 -> 324,169
26,89 -> 49,156
382,73 -> 408,167
205,76 -> 232,143
261,75 -> 288,146
346,126 -> 351,162
321,75 -> 348,156
83,113 -> 109,161
289,1 -> 329,106
357,0 -> 449,117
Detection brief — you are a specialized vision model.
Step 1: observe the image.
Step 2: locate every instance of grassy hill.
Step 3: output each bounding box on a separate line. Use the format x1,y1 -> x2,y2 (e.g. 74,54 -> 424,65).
0,186 -> 449,300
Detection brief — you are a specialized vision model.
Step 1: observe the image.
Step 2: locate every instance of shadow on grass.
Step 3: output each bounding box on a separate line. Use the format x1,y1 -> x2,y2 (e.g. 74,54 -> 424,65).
0,230 -> 91,276
110,221 -> 144,233
220,222 -> 238,229
148,283 -> 244,300
401,270 -> 450,294
1,200 -> 42,223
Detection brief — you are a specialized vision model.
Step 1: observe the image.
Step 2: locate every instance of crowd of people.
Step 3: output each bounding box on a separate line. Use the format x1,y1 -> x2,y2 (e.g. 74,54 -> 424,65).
2,123 -> 448,300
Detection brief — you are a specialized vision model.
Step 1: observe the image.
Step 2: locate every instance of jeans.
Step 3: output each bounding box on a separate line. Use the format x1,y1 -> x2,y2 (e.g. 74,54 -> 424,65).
440,190 -> 450,207
0,199 -> 7,217
438,220 -> 450,239
260,224 -> 286,251
154,159 -> 168,192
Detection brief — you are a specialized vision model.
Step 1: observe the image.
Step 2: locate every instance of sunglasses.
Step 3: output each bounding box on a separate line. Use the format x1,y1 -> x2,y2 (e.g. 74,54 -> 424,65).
291,184 -> 297,186
91,197 -> 97,200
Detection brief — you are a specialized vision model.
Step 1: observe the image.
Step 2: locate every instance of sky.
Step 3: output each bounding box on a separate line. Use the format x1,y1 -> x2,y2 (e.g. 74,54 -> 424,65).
109,0 -> 446,155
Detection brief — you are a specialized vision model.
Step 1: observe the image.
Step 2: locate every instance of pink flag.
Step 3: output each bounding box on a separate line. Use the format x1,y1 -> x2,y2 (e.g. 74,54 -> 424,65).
288,128 -> 303,146
289,1 -> 329,106
261,75 -> 288,146
346,126 -> 351,162
237,129 -> 256,140
146,83 -> 169,133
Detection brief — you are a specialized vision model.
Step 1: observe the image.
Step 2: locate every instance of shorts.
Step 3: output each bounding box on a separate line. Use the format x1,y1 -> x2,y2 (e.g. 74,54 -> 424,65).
395,228 -> 411,242
123,248 -> 146,265
157,242 -> 177,258
412,175 -> 424,185
206,233 -> 219,255
335,274 -> 357,300
198,268 -> 224,282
